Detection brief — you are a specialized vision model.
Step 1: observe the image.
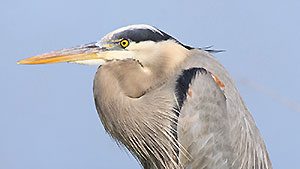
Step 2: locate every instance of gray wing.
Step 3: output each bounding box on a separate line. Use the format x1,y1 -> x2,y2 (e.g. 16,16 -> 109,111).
176,67 -> 233,169
176,50 -> 272,169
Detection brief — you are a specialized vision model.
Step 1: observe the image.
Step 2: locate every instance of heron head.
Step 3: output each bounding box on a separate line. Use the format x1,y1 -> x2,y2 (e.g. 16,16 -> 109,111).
17,24 -> 191,66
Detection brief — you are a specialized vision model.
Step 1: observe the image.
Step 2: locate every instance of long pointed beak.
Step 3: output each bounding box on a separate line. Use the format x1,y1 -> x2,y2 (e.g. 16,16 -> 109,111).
17,42 -> 106,65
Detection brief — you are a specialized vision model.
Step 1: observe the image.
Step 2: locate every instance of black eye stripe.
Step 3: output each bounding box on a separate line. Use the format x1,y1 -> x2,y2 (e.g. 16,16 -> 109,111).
106,28 -> 193,50
112,29 -> 173,43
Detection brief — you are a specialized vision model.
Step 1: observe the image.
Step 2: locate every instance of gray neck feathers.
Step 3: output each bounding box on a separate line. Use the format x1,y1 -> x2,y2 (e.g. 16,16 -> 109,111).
93,59 -> 183,169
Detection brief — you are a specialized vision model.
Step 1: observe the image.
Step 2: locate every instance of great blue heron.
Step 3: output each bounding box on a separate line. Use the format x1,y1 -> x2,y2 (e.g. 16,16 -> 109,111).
18,24 -> 272,169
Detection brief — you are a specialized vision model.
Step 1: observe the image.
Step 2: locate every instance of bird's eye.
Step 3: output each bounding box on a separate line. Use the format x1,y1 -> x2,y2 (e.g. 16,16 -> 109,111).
120,39 -> 130,48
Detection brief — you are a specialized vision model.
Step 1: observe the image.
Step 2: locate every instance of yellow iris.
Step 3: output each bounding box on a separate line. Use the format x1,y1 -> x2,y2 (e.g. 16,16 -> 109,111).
120,39 -> 130,48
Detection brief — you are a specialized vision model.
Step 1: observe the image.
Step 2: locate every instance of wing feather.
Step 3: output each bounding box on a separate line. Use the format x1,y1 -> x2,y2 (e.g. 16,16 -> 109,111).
176,67 -> 233,169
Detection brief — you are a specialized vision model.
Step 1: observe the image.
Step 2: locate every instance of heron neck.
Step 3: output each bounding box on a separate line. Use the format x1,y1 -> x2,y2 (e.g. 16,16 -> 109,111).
93,60 -> 182,168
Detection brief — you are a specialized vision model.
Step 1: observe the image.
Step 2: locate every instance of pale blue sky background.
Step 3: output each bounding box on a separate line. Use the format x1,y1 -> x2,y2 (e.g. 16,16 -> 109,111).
1,0 -> 300,168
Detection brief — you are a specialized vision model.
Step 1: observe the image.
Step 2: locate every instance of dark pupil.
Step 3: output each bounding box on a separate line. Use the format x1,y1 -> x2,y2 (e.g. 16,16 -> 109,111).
122,41 -> 127,45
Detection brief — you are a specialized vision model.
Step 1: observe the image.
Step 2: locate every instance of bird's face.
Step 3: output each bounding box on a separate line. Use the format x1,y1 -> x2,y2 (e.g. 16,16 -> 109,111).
18,24 -> 189,67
